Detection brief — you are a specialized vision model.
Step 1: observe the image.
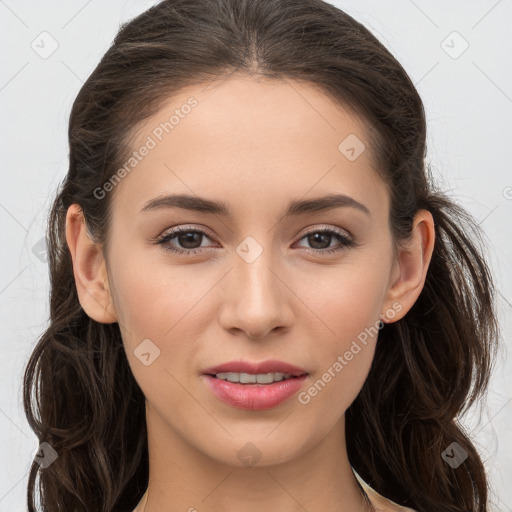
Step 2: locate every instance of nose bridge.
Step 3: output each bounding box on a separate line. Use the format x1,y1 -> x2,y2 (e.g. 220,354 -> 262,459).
220,233 -> 291,338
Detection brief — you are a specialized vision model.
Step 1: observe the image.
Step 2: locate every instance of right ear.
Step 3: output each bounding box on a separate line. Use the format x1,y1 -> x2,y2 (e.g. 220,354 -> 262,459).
65,204 -> 117,324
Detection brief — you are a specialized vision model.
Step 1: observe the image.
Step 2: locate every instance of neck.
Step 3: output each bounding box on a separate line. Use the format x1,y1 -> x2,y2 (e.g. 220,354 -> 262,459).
134,407 -> 375,512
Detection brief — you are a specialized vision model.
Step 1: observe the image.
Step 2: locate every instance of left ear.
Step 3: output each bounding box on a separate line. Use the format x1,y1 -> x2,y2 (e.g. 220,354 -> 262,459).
381,209 -> 435,323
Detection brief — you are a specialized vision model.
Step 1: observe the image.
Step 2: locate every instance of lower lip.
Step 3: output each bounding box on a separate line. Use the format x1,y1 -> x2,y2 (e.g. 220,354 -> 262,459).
202,374 -> 308,411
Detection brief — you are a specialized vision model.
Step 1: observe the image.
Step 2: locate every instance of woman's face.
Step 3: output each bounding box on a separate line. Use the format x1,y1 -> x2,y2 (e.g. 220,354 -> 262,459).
103,74 -> 404,467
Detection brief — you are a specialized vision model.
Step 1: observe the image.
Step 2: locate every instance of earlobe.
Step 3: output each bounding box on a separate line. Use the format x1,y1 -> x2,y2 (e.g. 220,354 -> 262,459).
65,204 -> 117,324
381,209 -> 435,323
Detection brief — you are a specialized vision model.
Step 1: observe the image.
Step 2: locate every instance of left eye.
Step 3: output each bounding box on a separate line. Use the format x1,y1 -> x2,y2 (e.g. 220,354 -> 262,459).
154,226 -> 357,255
294,228 -> 356,254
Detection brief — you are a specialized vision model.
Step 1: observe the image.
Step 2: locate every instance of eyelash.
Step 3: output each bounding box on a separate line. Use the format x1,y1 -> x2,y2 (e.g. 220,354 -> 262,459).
153,225 -> 358,256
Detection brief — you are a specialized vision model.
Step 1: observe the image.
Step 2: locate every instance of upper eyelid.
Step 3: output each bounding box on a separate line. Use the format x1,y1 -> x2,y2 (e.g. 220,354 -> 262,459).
160,224 -> 216,238
300,224 -> 352,238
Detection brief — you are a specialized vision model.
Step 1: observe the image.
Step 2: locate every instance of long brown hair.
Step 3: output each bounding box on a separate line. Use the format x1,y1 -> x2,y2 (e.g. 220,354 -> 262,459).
23,0 -> 499,510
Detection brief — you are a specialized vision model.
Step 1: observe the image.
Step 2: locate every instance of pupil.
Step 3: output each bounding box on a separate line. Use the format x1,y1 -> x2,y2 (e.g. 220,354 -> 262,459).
309,232 -> 330,249
180,232 -> 201,248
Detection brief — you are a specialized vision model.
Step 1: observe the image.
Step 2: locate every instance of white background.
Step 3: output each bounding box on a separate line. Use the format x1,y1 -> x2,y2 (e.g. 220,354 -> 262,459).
0,0 -> 511,510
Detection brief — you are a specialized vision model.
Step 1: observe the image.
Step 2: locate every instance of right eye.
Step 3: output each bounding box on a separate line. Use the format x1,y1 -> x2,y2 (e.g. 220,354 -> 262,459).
153,226 -> 219,255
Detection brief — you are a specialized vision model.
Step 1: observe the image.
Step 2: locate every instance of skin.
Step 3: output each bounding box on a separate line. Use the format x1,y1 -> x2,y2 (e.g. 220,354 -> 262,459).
65,74 -> 434,512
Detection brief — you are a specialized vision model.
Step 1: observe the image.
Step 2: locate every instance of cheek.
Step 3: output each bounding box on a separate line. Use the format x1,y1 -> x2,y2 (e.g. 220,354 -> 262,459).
298,259 -> 387,342
292,263 -> 387,405
108,256 -> 211,406
108,248 -> 209,339
108,251 -> 221,395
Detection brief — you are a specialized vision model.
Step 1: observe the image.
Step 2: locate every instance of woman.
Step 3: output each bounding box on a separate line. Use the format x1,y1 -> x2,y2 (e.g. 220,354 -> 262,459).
23,0 -> 499,511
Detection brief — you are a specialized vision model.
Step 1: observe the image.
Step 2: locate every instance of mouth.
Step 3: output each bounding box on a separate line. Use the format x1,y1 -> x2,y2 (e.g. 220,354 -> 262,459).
202,359 -> 308,379
206,371 -> 307,384
201,359 -> 309,410
202,373 -> 309,411
200,359 -> 309,411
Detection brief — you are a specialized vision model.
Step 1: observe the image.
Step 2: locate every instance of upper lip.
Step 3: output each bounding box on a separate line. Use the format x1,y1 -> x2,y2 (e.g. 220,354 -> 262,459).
203,359 -> 308,377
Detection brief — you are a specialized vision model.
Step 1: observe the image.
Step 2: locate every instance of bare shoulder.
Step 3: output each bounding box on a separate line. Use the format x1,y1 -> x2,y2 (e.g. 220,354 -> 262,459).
131,490 -> 148,512
365,486 -> 417,512
353,469 -> 417,512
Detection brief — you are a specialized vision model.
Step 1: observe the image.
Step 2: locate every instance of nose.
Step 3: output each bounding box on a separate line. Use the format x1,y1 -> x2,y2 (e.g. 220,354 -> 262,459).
218,245 -> 293,340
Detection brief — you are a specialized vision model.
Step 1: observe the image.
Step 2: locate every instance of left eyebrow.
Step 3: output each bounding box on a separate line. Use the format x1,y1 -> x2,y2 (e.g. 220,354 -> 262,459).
140,193 -> 371,218
283,193 -> 371,218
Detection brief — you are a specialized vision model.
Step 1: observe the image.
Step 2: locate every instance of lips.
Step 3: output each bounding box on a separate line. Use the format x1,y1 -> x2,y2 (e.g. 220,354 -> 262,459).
202,359 -> 308,377
203,374 -> 308,411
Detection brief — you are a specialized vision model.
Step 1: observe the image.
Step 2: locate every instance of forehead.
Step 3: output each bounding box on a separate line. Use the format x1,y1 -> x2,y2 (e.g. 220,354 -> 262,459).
110,74 -> 388,221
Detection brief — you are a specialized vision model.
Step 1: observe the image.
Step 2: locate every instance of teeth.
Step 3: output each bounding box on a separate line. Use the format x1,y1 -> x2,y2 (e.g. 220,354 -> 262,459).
215,372 -> 293,384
